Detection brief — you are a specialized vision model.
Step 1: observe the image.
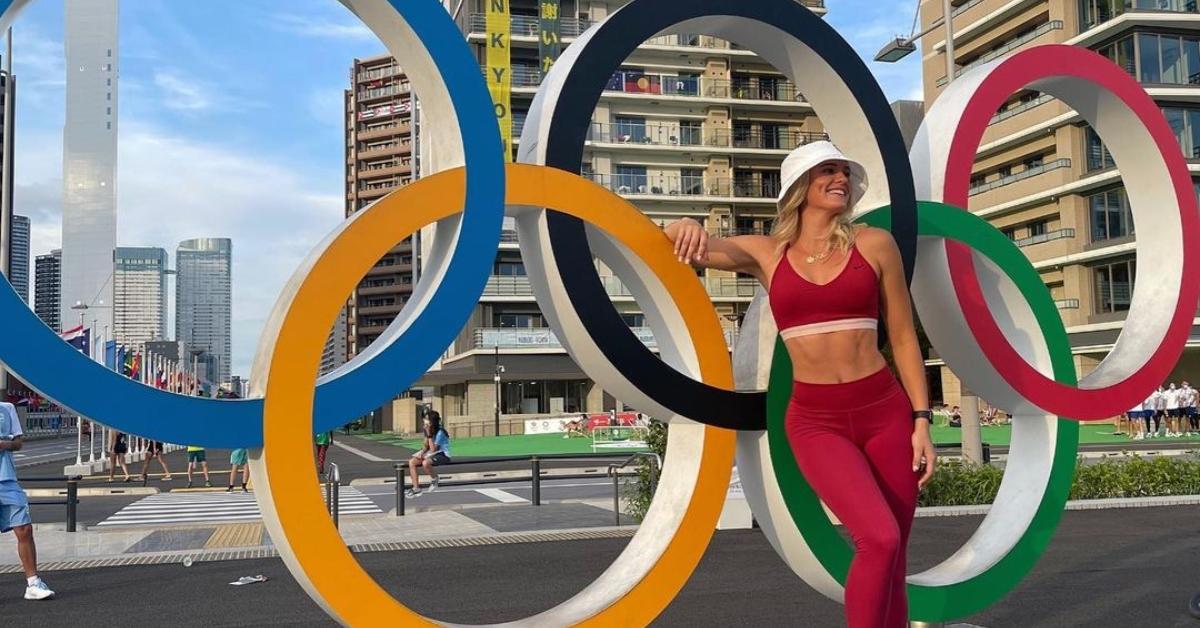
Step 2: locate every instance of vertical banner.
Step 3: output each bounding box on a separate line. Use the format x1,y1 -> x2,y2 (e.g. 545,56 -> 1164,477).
539,0 -> 561,79
486,0 -> 512,161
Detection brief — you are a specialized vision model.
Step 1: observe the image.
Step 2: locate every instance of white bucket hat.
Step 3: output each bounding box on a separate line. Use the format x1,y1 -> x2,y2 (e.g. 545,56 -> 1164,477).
776,140 -> 869,207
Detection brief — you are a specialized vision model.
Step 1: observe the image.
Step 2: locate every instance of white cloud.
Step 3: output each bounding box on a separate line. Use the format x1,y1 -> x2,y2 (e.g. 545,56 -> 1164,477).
306,87 -> 346,129
153,71 -> 211,112
269,14 -> 375,41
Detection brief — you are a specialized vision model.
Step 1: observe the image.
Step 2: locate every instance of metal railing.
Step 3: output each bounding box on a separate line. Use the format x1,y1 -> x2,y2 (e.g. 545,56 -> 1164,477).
607,452 -> 661,526
1055,298 -> 1081,310
936,21 -> 1064,87
393,453 -> 641,516
471,326 -> 738,350
583,173 -> 781,200
1014,227 -> 1075,248
990,94 -> 1054,125
466,14 -> 595,38
482,273 -> 760,300
19,476 -> 81,532
969,158 -> 1071,196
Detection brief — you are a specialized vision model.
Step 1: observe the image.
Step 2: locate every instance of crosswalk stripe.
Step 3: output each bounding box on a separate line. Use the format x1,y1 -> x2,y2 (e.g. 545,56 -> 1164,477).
96,486 -> 382,527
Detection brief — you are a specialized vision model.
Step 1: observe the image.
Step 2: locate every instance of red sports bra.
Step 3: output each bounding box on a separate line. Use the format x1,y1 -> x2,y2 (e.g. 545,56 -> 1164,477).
768,242 -> 880,339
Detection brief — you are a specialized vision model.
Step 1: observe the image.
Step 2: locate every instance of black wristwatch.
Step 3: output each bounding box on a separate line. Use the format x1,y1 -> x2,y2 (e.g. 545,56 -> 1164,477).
912,410 -> 933,422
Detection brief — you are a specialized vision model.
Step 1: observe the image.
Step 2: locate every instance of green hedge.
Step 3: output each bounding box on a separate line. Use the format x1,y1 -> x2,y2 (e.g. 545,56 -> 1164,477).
626,443 -> 1200,518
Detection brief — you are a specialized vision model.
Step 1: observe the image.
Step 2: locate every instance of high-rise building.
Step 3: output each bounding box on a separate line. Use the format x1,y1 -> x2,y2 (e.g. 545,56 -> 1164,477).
9,214 -> 28,303
344,57 -> 417,356
59,0 -> 118,335
113,246 -> 167,350
320,306 -> 349,375
34,249 -> 60,331
387,0 -> 829,429
175,238 -> 232,385
918,0 -> 1200,406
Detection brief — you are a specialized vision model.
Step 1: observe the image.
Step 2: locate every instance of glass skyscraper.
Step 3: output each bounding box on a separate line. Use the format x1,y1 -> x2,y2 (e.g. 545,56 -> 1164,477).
9,214 -> 28,304
59,0 -> 118,335
113,246 -> 166,350
175,238 -> 231,385
34,249 -> 60,332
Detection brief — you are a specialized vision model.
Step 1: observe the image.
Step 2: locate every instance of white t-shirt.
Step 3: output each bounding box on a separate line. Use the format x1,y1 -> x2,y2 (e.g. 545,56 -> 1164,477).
1167,389 -> 1181,410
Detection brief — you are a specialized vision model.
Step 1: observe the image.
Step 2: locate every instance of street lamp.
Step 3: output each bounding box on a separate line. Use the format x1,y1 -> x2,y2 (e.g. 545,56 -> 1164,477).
874,0 -> 957,87
493,345 -> 505,436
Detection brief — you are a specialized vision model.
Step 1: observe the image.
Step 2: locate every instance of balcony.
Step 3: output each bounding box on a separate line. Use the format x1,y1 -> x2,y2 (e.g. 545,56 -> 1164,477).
968,158 -> 1072,196
482,274 -> 760,299
357,283 -> 402,296
357,122 -> 409,141
587,122 -> 827,152
356,65 -> 401,83
464,14 -> 595,38
357,142 -> 411,158
358,303 -> 403,317
480,65 -> 543,88
584,173 -> 780,202
366,261 -> 413,277
990,94 -> 1054,126
472,326 -> 738,350
1079,0 -> 1200,34
936,21 -> 1064,87
1013,227 -> 1075,248
356,83 -> 410,103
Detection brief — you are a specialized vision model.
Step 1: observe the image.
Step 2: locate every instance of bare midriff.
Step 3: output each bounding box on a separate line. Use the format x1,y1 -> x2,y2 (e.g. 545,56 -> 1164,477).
782,329 -> 889,384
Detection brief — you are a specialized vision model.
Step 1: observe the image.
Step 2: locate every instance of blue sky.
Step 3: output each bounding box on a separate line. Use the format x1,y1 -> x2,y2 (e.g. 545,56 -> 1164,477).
9,0 -> 922,378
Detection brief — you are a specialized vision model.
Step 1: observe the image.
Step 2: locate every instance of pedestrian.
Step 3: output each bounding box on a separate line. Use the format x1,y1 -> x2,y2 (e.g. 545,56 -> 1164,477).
1153,385 -> 1167,438
1165,382 -> 1182,437
228,448 -> 249,493
1128,399 -> 1146,440
314,430 -> 333,479
106,429 -> 131,482
0,400 -> 54,600
405,411 -> 451,498
664,140 -> 935,627
185,445 -> 212,489
949,405 -> 962,428
138,440 -> 173,483
1185,381 -> 1199,436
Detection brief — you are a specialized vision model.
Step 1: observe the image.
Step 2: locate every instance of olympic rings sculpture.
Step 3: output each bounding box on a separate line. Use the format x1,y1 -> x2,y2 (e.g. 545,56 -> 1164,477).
0,0 -> 1194,625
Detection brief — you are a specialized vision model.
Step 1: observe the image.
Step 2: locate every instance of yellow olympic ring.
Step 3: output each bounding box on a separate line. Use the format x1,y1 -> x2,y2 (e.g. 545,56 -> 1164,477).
250,164 -> 736,625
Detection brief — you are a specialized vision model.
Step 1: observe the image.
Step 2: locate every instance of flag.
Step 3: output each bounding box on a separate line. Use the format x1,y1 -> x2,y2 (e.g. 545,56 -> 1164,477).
122,348 -> 134,377
59,326 -> 90,356
104,340 -> 117,370
129,352 -> 141,380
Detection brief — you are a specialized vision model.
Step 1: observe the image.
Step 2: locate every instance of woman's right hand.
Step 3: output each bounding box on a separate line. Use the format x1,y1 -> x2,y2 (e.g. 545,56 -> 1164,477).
665,217 -> 708,264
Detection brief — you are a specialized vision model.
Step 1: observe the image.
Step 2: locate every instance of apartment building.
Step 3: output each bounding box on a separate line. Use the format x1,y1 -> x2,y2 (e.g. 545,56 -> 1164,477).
919,0 -> 1200,407
344,56 -> 418,358
392,0 -> 830,432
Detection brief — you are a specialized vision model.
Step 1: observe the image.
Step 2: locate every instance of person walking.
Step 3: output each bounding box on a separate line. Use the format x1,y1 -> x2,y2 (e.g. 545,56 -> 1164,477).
185,445 -> 211,489
106,430 -> 131,482
1165,383 -> 1182,437
314,430 -> 333,479
665,141 -> 934,627
1152,386 -> 1167,438
0,401 -> 54,600
139,440 -> 173,483
1184,382 -> 1198,437
228,448 -> 249,493
405,411 -> 452,498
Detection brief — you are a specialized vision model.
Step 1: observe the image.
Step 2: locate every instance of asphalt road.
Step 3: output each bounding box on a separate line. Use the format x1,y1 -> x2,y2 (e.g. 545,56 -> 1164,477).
3,505 -> 1199,626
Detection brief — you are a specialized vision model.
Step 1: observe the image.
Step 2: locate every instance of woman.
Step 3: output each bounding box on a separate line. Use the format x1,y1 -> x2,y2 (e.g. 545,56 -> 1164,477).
106,430 -> 130,483
405,411 -> 451,498
664,141 -> 936,627
138,440 -> 173,483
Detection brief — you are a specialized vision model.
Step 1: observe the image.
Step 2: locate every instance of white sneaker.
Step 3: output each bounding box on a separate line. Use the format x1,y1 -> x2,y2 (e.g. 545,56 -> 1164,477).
404,488 -> 421,498
1134,433 -> 1145,440
428,478 -> 439,493
24,577 -> 54,600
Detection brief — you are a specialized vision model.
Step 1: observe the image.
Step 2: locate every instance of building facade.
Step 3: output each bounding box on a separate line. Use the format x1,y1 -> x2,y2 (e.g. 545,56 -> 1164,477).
379,0 -> 829,432
34,249 -> 60,331
344,56 -> 418,358
9,214 -> 27,303
919,0 -> 1200,407
175,238 -> 232,385
113,246 -> 167,350
59,0 -> 118,334
320,306 -> 349,375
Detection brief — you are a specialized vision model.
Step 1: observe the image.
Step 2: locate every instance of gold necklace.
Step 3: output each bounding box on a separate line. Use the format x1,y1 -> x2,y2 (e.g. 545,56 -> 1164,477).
798,240 -> 832,264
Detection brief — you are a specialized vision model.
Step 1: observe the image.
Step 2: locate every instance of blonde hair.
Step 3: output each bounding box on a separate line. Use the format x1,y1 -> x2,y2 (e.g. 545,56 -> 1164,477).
770,170 -> 856,254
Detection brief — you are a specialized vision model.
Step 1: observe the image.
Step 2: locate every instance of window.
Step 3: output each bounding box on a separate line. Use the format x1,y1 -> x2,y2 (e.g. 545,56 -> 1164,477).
761,123 -> 782,150
494,262 -> 526,276
1139,33 -> 1162,82
998,165 -> 1012,178
615,165 -> 648,193
1094,258 -> 1136,314
1028,220 -> 1048,237
681,168 -> 704,195
732,121 -> 752,147
679,120 -> 702,146
1001,227 -> 1017,241
1086,126 -> 1116,171
1089,187 -> 1136,241
621,313 -> 646,327
495,313 -> 542,328
1023,155 -> 1044,170
970,174 -> 986,189
1162,105 -> 1200,157
614,116 -> 646,143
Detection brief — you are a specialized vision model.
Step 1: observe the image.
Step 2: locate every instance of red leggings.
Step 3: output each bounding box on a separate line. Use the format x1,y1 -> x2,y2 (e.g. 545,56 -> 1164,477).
785,366 -> 918,628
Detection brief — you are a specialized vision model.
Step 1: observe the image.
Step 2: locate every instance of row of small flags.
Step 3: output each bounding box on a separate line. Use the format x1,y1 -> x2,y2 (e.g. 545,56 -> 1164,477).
57,325 -> 207,395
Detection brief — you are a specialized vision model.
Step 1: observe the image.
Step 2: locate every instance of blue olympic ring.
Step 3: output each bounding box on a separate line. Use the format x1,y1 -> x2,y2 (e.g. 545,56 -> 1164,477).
0,0 -> 505,448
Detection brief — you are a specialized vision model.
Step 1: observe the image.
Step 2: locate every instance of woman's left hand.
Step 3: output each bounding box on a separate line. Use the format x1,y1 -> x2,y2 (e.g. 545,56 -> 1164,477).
911,424 -> 937,489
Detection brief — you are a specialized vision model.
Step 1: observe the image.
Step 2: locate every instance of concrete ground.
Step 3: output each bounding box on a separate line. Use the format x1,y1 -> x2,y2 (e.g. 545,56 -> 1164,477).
1,504 -> 1198,626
